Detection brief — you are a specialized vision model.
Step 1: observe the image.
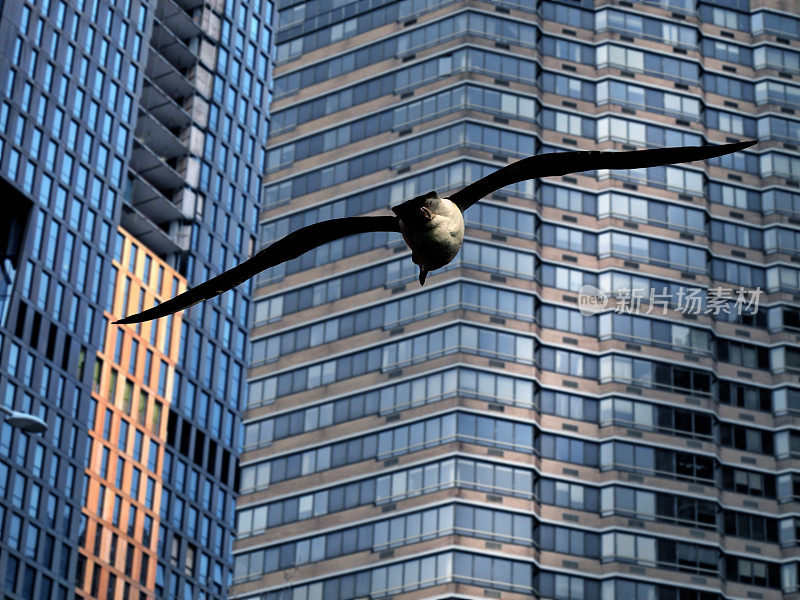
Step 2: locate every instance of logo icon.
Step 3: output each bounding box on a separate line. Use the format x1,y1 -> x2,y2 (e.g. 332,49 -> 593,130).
578,285 -> 608,316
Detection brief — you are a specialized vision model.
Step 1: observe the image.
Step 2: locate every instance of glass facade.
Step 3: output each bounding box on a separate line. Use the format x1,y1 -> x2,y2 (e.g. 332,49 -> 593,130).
0,0 -> 272,594
79,229 -> 184,598
237,1 -> 799,599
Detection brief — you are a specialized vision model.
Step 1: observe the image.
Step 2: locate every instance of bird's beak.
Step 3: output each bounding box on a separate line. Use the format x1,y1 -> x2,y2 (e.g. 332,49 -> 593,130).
419,269 -> 428,286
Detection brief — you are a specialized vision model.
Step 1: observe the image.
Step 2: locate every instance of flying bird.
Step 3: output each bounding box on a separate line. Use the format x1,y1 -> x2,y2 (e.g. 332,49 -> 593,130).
115,140 -> 756,324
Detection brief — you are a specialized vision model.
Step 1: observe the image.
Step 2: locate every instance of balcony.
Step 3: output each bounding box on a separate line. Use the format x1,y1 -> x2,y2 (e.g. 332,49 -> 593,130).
151,17 -> 198,73
172,0 -> 202,13
145,46 -> 194,102
140,75 -> 192,130
129,169 -> 189,223
135,107 -> 187,159
155,0 -> 201,41
131,138 -> 185,193
120,201 -> 185,255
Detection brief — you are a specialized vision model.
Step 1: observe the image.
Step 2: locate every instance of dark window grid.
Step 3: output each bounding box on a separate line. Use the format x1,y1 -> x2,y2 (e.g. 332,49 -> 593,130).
269,46 -> 538,134
250,280 -> 544,365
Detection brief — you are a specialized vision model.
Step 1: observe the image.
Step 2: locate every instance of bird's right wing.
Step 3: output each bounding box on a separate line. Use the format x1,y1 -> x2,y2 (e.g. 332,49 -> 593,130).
450,140 -> 757,213
115,215 -> 400,324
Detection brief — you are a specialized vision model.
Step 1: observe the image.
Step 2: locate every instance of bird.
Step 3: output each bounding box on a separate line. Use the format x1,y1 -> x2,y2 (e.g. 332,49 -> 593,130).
115,140 -> 756,325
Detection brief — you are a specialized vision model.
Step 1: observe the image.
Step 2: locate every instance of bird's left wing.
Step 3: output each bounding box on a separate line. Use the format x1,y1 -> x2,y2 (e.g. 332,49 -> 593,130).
115,215 -> 400,324
450,140 -> 757,213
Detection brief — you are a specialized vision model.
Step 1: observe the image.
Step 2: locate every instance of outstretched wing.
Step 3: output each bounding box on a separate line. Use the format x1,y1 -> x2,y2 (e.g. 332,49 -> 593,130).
115,215 -> 400,324
450,140 -> 757,213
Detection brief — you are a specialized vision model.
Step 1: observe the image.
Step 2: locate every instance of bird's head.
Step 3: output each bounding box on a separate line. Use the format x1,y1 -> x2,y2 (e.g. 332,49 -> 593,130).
390,191 -> 446,227
391,191 -> 465,286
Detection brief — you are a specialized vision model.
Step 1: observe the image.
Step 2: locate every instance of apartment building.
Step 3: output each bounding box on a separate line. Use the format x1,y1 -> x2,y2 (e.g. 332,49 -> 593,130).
235,1 -> 800,599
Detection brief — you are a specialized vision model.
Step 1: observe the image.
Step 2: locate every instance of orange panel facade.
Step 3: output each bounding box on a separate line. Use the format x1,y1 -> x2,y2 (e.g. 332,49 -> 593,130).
77,228 -> 185,599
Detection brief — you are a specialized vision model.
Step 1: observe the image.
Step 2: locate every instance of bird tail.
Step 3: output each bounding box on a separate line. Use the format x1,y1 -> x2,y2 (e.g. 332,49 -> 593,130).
419,269 -> 428,286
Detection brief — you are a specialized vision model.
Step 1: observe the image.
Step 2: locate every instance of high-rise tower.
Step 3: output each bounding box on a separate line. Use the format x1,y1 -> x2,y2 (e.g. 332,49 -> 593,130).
235,1 -> 799,599
0,0 -> 273,595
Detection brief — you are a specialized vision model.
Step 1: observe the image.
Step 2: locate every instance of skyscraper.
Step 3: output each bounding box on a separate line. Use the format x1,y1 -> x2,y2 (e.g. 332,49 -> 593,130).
0,0 -> 272,595
235,1 -> 799,599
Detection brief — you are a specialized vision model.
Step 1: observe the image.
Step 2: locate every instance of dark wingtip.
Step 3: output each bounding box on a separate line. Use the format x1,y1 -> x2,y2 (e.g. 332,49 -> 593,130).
692,139 -> 757,161
728,139 -> 757,151
419,270 -> 428,286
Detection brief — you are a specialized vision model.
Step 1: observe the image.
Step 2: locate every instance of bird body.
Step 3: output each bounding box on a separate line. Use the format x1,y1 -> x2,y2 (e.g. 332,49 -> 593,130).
392,192 -> 464,284
114,141 -> 757,325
